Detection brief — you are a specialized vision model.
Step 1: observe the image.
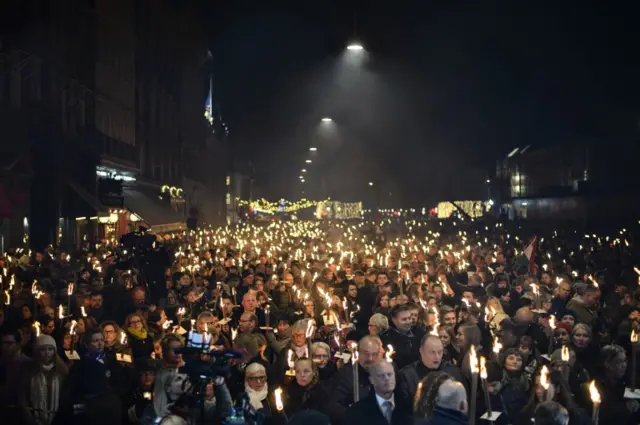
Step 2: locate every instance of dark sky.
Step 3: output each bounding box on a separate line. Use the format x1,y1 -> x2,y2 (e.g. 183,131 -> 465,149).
201,1 -> 640,208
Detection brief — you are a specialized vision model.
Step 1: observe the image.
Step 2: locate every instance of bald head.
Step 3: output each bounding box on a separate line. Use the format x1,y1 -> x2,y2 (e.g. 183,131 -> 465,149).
436,380 -> 467,413
420,335 -> 443,369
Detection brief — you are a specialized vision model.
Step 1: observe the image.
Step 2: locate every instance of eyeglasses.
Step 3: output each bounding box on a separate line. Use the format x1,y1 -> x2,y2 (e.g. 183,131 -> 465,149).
312,354 -> 329,359
247,376 -> 267,382
130,320 -> 142,325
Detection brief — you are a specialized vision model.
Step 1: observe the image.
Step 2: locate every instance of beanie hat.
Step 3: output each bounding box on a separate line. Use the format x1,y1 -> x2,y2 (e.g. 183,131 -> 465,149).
36,334 -> 57,350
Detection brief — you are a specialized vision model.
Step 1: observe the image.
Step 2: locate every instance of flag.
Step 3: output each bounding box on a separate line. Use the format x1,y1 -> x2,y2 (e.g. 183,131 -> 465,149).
204,94 -> 213,124
523,236 -> 537,273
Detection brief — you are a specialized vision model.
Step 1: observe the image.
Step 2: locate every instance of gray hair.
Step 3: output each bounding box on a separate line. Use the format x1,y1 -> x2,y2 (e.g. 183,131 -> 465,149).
245,362 -> 266,377
311,341 -> 330,355
369,313 -> 389,331
359,335 -> 383,351
292,319 -> 310,332
435,380 -> 467,412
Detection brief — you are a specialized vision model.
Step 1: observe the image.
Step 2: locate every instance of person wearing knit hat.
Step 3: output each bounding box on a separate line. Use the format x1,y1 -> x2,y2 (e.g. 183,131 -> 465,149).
36,334 -> 57,350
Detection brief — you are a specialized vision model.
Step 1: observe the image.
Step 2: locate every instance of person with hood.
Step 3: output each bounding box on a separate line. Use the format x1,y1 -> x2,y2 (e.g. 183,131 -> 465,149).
18,335 -> 69,425
397,334 -> 463,413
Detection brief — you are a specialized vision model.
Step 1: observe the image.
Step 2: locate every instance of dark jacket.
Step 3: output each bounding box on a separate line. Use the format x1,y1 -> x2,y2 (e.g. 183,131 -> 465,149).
283,380 -> 345,425
346,392 -> 412,425
333,362 -> 373,408
415,407 -> 468,425
380,326 -> 424,370
397,361 -> 463,413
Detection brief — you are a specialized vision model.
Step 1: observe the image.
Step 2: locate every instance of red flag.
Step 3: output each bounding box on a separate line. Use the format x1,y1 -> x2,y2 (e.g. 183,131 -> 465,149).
523,236 -> 537,273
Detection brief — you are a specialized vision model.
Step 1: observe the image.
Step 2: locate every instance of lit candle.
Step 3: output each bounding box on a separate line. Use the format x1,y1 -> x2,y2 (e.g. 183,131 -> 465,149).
589,380 -> 601,425
548,315 -> 556,354
561,345 -> 570,382
285,349 -> 295,376
274,387 -> 288,423
479,356 -> 492,418
469,345 -> 479,425
352,347 -> 360,402
540,365 -> 550,400
385,344 -> 395,363
631,330 -> 638,392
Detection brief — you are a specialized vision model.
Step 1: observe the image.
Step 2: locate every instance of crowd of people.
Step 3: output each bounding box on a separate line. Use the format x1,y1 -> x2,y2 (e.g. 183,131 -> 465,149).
0,217 -> 639,425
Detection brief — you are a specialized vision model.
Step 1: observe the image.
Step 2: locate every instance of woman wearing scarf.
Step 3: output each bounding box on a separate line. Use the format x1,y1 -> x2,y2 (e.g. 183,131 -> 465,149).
310,342 -> 338,384
18,335 -> 68,425
282,358 -> 345,424
244,362 -> 281,425
484,348 -> 530,425
570,323 -> 599,378
124,313 -> 154,361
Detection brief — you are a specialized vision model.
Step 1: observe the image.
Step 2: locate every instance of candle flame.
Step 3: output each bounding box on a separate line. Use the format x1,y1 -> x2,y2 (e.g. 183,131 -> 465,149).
589,380 -> 601,404
274,387 -> 284,411
67,283 -> 74,296
385,344 -> 395,362
33,321 -> 41,337
352,349 -> 359,364
493,336 -> 503,354
58,305 -> 64,319
540,365 -> 550,390
81,306 -> 87,317
632,330 -> 638,343
479,356 -> 487,379
4,290 -> 10,305
305,320 -> 314,339
231,327 -> 238,341
549,315 -> 556,329
469,345 -> 479,374
287,349 -> 295,369
70,320 -> 77,335
120,331 -> 127,345
561,345 -> 570,362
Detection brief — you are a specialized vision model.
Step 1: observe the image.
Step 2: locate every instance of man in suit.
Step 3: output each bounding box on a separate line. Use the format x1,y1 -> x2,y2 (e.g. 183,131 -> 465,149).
345,361 -> 411,425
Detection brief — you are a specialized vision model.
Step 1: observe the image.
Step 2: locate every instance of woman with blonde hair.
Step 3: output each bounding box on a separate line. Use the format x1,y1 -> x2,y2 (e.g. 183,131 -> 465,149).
486,297 -> 509,334
124,312 -> 154,360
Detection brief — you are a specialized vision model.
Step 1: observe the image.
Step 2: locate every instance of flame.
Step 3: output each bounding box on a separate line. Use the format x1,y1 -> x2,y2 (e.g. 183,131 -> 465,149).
67,283 -> 74,296
4,290 -> 10,305
81,306 -> 87,317
120,331 -> 127,345
493,336 -> 503,354
530,284 -> 539,296
561,345 -> 570,362
58,305 -> 64,319
70,320 -> 77,335
274,387 -> 284,411
385,344 -> 395,362
589,380 -> 601,404
479,356 -> 488,379
33,321 -> 41,337
177,307 -> 186,316
430,323 -> 439,336
540,365 -> 550,390
632,330 -> 638,343
352,349 -> 359,364
305,320 -> 314,339
287,349 -> 295,369
549,315 -> 556,329
162,320 -> 173,330
469,345 -> 479,374
231,328 -> 238,341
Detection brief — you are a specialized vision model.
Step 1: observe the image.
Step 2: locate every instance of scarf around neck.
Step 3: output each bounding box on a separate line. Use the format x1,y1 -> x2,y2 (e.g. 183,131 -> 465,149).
245,383 -> 269,410
128,327 -> 148,340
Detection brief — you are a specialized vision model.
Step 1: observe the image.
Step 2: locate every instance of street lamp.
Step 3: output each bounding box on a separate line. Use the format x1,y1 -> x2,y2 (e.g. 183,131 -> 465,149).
347,43 -> 364,51
321,117 -> 333,123
309,147 -> 317,151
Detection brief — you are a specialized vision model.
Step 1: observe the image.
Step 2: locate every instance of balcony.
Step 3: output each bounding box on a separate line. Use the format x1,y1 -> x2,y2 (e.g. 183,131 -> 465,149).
97,132 -> 139,172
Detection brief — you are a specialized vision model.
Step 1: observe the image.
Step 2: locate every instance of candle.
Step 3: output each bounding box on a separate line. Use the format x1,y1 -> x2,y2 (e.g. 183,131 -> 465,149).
469,345 -> 479,425
342,298 -> 350,323
385,344 -> 395,363
352,348 -> 360,402
540,365 -> 551,400
274,387 -> 288,423
548,315 -> 556,354
589,380 -> 601,425
67,282 -> 73,313
265,305 -> 270,328
632,331 -> 638,392
561,345 -> 570,382
479,356 -> 492,418
285,349 -> 295,376
305,320 -> 314,356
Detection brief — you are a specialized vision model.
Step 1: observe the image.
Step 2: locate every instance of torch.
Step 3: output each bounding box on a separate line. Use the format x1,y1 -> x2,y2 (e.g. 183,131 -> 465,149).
561,345 -> 570,383
67,282 -> 74,314
469,345 -> 479,425
352,347 -> 360,403
274,387 -> 288,423
305,320 -> 314,357
479,356 -> 492,419
548,315 -> 556,354
589,380 -> 601,425
540,365 -> 551,400
285,349 -> 295,376
632,330 -> 639,393
385,344 -> 395,363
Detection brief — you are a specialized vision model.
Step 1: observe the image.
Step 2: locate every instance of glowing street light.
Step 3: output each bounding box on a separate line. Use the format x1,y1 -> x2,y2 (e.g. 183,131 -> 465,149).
321,117 -> 333,123
347,43 -> 364,51
309,147 -> 317,151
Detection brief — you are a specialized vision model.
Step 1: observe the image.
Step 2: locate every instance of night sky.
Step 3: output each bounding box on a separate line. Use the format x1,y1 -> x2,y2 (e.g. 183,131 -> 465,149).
201,1 -> 640,208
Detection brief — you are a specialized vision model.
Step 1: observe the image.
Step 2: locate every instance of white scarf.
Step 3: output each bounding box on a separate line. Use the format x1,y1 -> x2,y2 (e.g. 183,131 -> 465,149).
245,382 -> 269,410
30,367 -> 61,425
